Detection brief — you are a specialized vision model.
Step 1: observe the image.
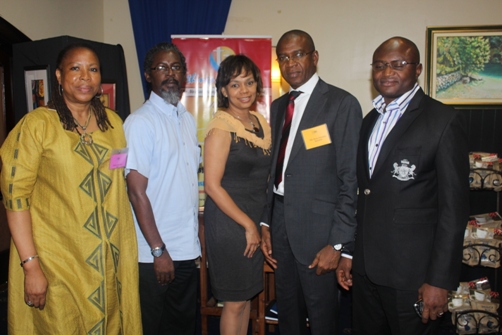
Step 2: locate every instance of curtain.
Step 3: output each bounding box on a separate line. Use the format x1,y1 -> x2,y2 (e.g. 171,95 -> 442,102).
128,0 -> 232,99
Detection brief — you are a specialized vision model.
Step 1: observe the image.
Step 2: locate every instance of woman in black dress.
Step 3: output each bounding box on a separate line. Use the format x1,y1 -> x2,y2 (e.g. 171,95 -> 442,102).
204,55 -> 271,335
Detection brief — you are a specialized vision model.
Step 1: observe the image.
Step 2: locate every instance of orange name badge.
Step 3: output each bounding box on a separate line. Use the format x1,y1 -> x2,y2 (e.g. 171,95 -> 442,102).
301,124 -> 332,150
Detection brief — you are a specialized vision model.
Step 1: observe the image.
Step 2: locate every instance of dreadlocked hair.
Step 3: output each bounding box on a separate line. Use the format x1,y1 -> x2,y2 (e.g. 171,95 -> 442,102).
47,43 -> 113,132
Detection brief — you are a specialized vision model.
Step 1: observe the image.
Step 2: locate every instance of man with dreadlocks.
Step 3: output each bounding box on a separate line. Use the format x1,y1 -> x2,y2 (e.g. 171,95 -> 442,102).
1,43 -> 142,334
124,42 -> 201,335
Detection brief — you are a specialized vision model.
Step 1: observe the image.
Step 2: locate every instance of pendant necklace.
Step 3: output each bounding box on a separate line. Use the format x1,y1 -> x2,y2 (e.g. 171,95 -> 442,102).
232,113 -> 259,133
74,109 -> 93,145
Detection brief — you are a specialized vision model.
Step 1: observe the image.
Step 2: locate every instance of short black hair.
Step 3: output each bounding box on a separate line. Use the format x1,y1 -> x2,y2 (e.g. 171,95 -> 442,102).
143,42 -> 187,76
277,29 -> 316,53
215,54 -> 263,109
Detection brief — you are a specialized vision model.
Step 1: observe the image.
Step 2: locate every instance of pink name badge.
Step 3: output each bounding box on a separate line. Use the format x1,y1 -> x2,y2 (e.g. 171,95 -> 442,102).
110,148 -> 128,169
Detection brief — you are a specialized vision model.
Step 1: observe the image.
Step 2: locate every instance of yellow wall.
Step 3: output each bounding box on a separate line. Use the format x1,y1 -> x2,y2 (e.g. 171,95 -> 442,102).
2,0 -> 502,113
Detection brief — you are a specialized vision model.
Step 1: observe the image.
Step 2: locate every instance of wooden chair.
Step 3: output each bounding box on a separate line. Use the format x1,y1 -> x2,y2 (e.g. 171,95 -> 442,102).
258,262 -> 277,334
258,262 -> 311,333
198,212 -> 262,334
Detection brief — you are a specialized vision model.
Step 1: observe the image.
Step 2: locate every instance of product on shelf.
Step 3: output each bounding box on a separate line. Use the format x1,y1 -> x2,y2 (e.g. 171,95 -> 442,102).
449,278 -> 500,334
463,213 -> 502,268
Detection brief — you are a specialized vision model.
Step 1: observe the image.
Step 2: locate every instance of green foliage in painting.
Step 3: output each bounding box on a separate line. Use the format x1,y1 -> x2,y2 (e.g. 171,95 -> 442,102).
436,36 -> 491,76
489,36 -> 502,50
436,37 -> 461,75
489,36 -> 502,63
457,37 -> 490,76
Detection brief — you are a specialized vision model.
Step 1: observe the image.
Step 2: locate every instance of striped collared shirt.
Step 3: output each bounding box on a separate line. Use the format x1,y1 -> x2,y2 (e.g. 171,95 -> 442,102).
367,84 -> 420,177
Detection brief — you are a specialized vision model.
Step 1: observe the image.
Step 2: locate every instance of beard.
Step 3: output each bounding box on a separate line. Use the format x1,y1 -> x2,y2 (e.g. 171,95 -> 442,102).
159,78 -> 181,105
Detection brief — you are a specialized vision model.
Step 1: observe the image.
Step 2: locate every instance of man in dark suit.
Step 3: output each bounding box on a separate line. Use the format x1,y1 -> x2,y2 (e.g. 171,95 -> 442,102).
260,29 -> 362,335
336,36 -> 470,334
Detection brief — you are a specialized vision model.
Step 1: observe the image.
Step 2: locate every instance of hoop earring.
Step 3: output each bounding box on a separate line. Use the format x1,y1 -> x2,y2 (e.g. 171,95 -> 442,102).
95,86 -> 104,98
59,84 -> 63,95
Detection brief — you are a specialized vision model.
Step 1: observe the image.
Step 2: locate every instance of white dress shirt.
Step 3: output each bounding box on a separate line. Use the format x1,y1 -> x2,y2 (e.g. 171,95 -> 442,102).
275,73 -> 320,195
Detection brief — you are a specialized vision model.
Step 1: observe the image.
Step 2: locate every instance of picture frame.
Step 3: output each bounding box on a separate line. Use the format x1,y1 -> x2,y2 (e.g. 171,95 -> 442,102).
24,65 -> 50,112
100,81 -> 116,110
425,25 -> 502,106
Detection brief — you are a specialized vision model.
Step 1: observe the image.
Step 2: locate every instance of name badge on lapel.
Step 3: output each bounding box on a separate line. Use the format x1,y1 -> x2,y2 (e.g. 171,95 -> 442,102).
301,124 -> 332,150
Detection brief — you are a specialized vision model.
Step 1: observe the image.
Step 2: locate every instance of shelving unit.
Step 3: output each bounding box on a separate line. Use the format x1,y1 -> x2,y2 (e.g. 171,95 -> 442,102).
456,168 -> 502,334
454,310 -> 500,334
469,168 -> 502,212
462,243 -> 501,292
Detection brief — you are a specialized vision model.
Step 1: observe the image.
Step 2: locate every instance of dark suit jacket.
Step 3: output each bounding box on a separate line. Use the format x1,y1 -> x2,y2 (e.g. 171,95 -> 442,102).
353,88 -> 470,291
263,78 -> 362,265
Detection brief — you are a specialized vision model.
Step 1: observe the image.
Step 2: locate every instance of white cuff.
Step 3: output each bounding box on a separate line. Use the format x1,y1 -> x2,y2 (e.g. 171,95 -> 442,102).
341,253 -> 353,259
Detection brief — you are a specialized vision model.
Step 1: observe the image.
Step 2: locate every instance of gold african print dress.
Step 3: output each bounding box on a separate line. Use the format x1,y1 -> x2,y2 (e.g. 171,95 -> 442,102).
0,107 -> 142,335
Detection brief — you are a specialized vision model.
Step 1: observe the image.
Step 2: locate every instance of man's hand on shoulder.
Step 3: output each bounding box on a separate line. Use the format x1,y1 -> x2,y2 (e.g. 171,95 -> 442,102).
309,245 -> 341,275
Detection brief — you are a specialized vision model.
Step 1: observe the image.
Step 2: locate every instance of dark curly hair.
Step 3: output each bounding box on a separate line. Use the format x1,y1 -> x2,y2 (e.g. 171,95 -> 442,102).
215,54 -> 263,109
143,42 -> 187,77
47,43 -> 112,131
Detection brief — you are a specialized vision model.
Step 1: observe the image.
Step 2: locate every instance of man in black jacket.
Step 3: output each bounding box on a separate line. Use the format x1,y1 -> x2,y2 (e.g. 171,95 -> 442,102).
337,36 -> 470,334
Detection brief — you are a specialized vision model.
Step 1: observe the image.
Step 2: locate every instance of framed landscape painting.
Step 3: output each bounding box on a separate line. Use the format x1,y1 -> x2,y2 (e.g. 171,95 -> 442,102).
426,25 -> 502,105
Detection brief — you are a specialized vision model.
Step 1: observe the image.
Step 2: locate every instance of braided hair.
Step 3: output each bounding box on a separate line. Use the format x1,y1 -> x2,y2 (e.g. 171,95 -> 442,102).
47,43 -> 112,131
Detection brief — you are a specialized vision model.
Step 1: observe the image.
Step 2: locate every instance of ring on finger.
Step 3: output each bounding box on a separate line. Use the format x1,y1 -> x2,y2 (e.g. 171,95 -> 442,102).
26,301 -> 34,307
438,312 -> 444,317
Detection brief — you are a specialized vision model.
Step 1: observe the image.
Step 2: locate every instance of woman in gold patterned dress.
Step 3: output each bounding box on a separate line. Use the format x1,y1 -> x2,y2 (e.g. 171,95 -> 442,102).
0,43 -> 142,334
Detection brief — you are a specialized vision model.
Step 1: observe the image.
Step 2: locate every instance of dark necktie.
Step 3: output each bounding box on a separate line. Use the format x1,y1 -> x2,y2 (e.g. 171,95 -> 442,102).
275,91 -> 301,188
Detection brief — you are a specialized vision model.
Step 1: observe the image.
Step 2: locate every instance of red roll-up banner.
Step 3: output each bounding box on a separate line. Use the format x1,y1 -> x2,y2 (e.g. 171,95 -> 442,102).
172,35 -> 272,146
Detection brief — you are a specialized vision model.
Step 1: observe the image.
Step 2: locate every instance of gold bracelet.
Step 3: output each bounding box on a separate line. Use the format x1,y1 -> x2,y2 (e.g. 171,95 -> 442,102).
20,255 -> 39,267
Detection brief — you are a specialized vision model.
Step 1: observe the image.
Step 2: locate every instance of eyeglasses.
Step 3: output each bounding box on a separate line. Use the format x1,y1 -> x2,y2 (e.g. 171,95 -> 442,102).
276,50 -> 315,64
371,60 -> 418,71
151,63 -> 183,73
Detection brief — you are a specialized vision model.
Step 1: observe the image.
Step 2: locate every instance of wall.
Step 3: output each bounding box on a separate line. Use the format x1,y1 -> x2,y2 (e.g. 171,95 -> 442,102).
103,0 -> 144,109
1,0 -> 103,41
1,0 -> 502,113
0,0 -> 131,100
1,0 -> 144,112
224,0 -> 502,113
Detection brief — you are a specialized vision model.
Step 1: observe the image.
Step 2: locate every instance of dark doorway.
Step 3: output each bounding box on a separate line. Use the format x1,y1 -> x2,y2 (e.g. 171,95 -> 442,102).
0,16 -> 30,286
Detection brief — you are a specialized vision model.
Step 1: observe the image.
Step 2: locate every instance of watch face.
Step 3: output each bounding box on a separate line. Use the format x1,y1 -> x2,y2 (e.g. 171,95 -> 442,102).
152,248 -> 163,257
334,244 -> 343,251
151,244 -> 165,257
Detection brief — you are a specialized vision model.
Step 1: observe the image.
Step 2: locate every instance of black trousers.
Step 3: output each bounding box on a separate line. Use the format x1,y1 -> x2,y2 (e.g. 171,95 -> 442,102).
352,272 -> 440,335
271,196 -> 338,335
138,260 -> 198,335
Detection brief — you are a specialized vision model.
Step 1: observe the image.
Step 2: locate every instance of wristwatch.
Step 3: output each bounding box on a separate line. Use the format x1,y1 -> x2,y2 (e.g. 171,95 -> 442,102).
151,243 -> 166,257
333,244 -> 343,252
